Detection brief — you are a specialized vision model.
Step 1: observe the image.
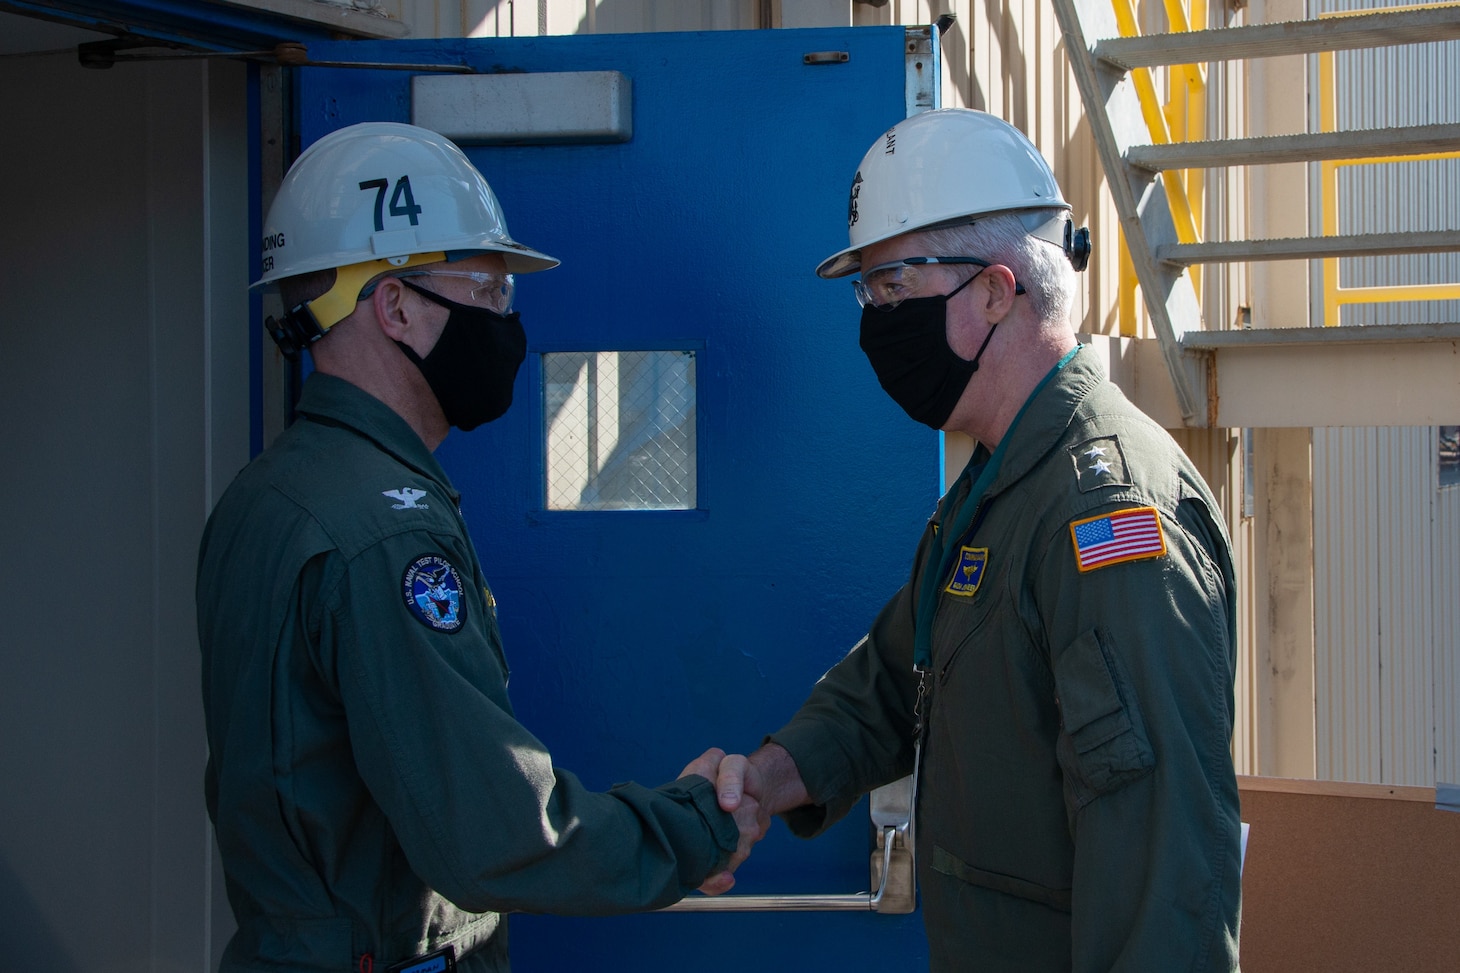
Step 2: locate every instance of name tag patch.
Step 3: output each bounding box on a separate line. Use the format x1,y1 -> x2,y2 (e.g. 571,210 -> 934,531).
1070,506 -> 1167,572
945,546 -> 989,596
402,554 -> 466,632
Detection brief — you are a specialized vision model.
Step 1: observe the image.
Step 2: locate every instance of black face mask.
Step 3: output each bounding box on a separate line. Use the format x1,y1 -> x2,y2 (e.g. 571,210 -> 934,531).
858,270 -> 999,429
397,279 -> 527,431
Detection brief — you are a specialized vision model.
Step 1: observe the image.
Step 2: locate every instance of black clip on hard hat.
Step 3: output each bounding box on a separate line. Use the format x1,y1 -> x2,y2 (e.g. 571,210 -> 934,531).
1065,219 -> 1092,272
264,304 -> 327,363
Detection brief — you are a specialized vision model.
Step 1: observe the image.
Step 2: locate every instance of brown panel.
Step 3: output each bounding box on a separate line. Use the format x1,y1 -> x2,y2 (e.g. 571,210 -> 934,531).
1238,776 -> 1460,973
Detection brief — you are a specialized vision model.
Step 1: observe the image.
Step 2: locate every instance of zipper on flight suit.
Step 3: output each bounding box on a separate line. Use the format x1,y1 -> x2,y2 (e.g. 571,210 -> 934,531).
932,498 -> 994,689
914,512 -> 943,742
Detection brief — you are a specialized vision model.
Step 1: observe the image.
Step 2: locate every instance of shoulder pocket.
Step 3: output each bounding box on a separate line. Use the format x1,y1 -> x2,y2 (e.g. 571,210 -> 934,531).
1053,628 -> 1154,807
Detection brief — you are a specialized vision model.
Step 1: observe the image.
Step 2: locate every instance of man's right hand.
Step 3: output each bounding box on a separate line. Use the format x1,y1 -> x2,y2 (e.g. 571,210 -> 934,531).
712,744 -> 810,818
680,748 -> 769,895
680,743 -> 812,895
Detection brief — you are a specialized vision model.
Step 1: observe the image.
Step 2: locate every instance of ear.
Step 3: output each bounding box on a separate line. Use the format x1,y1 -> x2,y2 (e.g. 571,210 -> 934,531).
979,264 -> 1020,322
370,276 -> 419,343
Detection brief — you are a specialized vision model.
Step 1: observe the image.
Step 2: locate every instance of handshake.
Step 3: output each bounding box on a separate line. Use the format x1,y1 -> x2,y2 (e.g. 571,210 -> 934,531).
677,744 -> 811,895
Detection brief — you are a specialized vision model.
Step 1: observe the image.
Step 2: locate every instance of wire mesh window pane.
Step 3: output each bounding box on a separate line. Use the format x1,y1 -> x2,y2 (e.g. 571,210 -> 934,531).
544,350 -> 697,510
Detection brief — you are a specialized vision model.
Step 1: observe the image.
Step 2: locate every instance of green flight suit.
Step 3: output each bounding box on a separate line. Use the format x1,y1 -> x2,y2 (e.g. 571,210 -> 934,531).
772,349 -> 1241,972
197,373 -> 738,973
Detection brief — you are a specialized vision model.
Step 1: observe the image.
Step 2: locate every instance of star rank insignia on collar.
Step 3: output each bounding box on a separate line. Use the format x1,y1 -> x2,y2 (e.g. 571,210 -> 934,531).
1069,435 -> 1131,492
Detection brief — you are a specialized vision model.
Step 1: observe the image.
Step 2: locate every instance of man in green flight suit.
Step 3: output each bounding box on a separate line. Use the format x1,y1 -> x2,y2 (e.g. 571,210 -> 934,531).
197,122 -> 763,973
707,109 -> 1242,971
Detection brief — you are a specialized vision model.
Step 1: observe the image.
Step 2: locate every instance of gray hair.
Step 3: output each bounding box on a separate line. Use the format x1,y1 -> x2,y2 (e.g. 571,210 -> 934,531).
279,267 -> 337,312
916,210 -> 1076,327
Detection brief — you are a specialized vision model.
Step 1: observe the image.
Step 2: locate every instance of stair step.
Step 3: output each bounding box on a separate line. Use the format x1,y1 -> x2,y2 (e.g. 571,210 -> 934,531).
1095,6 -> 1460,69
1157,230 -> 1460,265
1181,321 -> 1460,349
1127,123 -> 1460,170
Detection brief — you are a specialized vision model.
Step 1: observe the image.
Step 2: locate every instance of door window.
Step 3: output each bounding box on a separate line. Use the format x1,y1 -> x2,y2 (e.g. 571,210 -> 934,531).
543,350 -> 697,510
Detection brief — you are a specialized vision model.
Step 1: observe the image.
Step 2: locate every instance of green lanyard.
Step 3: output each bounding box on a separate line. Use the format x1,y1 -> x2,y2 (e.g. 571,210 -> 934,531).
912,345 -> 1081,670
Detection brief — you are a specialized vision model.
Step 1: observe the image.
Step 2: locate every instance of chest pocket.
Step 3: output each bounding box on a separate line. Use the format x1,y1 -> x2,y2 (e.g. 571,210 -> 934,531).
1052,627 -> 1154,807
929,547 -> 1003,683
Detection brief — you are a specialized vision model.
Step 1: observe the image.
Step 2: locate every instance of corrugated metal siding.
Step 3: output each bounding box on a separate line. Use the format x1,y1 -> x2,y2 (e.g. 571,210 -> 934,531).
1314,428 -> 1381,782
1438,479 -> 1460,785
1203,9 -> 1255,775
1306,0 -> 1457,787
1233,499 -> 1259,776
1316,0 -> 1460,326
386,0 -> 760,37
573,0 -> 757,33
1314,427 -> 1440,785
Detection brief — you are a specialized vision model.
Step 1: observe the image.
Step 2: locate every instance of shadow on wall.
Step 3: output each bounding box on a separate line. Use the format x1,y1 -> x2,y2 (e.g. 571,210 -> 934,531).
940,6 -> 980,111
569,0 -> 760,34
979,0 -> 1030,127
905,1 -> 979,111
0,855 -> 83,973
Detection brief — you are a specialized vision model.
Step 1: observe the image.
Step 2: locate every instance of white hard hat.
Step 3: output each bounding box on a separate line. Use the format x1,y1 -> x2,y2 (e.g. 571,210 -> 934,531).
254,121 -> 558,357
818,108 -> 1087,278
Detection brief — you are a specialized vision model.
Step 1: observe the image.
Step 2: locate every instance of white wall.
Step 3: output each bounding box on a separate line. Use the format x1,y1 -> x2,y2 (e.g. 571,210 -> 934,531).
0,45 -> 250,971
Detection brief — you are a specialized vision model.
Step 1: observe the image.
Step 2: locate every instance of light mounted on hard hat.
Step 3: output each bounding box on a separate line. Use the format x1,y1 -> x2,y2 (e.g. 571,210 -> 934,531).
253,121 -> 558,359
817,108 -> 1091,279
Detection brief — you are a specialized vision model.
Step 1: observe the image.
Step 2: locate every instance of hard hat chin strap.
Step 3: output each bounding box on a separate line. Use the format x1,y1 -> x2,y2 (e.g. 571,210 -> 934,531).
263,252 -> 447,361
264,304 -> 326,362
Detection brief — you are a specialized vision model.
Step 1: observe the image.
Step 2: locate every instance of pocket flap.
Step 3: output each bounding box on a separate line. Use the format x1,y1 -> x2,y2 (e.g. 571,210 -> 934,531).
931,845 -> 1072,912
1054,628 -> 1126,740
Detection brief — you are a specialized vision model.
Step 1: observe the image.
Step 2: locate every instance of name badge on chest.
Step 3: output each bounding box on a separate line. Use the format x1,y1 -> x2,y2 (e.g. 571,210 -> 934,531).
944,545 -> 988,597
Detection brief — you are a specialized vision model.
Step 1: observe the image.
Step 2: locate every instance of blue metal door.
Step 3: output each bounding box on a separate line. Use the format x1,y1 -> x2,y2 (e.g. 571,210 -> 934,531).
295,26 -> 935,970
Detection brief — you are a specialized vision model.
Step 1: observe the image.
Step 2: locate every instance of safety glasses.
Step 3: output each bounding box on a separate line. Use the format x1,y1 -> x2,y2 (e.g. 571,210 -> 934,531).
360,269 -> 515,313
854,256 -> 1022,310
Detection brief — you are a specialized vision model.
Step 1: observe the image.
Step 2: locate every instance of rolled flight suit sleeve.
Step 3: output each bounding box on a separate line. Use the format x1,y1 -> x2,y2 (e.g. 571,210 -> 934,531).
1034,496 -> 1242,972
308,528 -> 740,916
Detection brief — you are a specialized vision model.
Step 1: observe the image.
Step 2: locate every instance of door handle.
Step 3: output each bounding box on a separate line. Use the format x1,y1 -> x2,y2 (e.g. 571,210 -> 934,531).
661,775 -> 916,914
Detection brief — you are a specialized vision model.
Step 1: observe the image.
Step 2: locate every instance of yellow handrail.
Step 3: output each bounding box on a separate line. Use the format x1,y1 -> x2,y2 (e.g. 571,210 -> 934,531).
1317,3 -> 1460,326
1111,0 -> 1206,334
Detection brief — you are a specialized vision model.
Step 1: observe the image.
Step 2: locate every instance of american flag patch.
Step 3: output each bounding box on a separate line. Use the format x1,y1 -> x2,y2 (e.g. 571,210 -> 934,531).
1069,506 -> 1167,572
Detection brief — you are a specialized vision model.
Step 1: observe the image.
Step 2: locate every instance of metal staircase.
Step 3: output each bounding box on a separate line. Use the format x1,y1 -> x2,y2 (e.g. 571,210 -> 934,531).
1050,0 -> 1460,427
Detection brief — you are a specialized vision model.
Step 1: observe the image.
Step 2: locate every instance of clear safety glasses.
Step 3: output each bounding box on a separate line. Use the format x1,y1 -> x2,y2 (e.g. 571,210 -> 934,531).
360,269 -> 516,314
854,256 -> 1006,311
